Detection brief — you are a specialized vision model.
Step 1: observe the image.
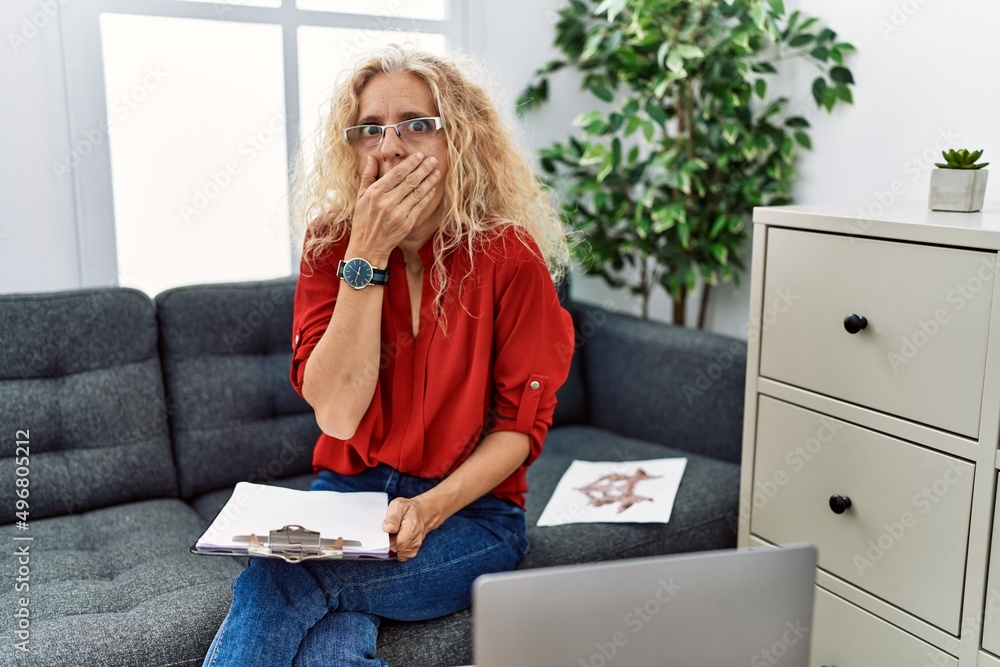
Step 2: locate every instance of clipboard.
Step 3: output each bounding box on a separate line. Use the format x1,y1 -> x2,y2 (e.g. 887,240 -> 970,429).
191,525 -> 370,562
191,482 -> 395,561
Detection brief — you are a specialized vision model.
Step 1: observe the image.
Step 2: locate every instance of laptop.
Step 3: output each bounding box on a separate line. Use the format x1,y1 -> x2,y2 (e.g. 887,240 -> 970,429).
470,545 -> 817,667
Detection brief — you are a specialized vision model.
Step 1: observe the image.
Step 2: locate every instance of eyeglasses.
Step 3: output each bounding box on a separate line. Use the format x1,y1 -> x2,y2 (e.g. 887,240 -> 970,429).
343,117 -> 444,148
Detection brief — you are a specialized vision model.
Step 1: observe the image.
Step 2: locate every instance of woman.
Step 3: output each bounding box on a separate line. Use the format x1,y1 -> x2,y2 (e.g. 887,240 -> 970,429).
202,43 -> 574,667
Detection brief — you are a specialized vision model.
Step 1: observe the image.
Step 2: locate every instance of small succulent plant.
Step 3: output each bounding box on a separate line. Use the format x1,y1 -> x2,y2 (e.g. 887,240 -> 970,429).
935,148 -> 989,170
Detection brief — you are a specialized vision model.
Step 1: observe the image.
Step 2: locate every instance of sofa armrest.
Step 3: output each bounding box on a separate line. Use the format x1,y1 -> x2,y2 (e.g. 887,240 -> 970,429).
579,306 -> 746,463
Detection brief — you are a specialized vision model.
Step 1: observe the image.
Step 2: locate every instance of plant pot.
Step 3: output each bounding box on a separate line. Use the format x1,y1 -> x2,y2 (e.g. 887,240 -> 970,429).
929,168 -> 988,212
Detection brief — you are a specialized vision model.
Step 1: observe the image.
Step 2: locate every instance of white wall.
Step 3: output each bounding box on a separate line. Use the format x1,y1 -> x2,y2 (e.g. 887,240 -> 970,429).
1,0 -> 80,293
4,0 -> 1000,340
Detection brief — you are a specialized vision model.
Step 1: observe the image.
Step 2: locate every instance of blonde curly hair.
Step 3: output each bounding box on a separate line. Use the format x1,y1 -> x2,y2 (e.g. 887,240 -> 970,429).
292,43 -> 569,302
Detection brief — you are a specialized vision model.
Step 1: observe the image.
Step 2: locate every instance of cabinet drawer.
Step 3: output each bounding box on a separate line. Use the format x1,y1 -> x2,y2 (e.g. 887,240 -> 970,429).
810,587 -> 958,667
759,228 -> 994,438
751,397 -> 974,633
981,474 -> 1000,655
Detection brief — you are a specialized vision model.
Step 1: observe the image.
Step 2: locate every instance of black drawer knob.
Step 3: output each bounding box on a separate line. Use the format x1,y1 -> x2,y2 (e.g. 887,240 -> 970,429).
829,494 -> 852,514
843,314 -> 868,334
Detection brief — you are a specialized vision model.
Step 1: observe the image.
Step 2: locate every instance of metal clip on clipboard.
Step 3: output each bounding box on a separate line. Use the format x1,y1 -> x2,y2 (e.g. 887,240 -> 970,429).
242,525 -> 362,563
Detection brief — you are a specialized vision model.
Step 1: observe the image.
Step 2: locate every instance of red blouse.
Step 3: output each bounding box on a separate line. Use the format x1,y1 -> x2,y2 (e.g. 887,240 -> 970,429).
289,227 -> 575,508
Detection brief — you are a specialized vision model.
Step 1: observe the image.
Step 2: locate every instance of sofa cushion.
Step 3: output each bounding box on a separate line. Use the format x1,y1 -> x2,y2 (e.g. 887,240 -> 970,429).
377,610 -> 473,667
0,499 -> 240,666
155,277 -> 320,498
0,288 -> 177,520
585,311 -> 747,463
521,425 -> 739,569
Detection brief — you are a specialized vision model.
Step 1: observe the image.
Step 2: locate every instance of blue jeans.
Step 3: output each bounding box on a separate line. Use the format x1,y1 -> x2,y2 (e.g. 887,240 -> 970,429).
202,465 -> 528,667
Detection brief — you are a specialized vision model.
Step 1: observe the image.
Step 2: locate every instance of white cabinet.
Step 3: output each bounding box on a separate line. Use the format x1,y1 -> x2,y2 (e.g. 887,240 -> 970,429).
739,202 -> 1000,666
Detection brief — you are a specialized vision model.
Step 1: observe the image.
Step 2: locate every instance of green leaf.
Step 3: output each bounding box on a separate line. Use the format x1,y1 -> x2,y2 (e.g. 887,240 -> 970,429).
779,136 -> 794,162
785,116 -> 810,128
624,114 -> 642,137
835,84 -> 853,103
666,50 -> 685,74
789,33 -> 814,48
786,10 -> 800,29
754,79 -> 767,100
830,66 -> 854,84
674,44 -> 704,59
710,215 -> 728,239
653,77 -> 672,98
635,215 -> 649,240
588,82 -> 615,102
580,143 -> 607,166
750,2 -> 767,30
794,131 -> 812,150
811,77 -> 827,106
768,0 -> 785,16
817,28 -> 836,43
642,120 -> 655,142
752,61 -> 778,74
651,206 -> 678,232
645,99 -> 668,125
810,46 -> 829,61
594,0 -> 628,22
573,110 -> 604,127
685,267 -> 698,290
723,122 -> 739,144
581,31 -> 605,62
678,221 -> 691,248
597,154 -> 615,182
834,42 -> 857,53
657,42 -> 670,68
822,87 -> 838,111
710,243 -> 729,264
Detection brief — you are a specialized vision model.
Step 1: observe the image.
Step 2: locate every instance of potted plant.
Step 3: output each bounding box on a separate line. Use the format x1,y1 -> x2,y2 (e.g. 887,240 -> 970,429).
519,0 -> 856,326
929,148 -> 989,212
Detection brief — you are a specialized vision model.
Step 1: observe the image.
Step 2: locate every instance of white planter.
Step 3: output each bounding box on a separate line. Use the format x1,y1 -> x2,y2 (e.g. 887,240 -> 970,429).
929,168 -> 988,212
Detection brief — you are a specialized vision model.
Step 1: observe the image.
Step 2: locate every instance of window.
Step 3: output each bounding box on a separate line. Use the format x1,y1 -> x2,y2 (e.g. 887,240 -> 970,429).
60,0 -> 462,295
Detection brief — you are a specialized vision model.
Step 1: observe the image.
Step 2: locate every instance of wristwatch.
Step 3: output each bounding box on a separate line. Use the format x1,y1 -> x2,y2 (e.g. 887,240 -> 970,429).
337,258 -> 390,289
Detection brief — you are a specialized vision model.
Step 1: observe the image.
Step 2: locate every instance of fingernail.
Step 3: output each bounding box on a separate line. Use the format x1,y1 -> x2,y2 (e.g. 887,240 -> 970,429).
415,152 -> 424,160
428,156 -> 438,166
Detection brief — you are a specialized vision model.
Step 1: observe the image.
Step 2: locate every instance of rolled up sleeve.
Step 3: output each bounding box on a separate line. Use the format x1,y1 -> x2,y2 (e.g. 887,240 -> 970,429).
488,239 -> 575,466
290,251 -> 342,398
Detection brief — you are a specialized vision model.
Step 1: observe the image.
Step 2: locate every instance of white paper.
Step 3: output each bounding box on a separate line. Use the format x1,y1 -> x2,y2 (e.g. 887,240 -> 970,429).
195,482 -> 390,557
536,459 -> 688,526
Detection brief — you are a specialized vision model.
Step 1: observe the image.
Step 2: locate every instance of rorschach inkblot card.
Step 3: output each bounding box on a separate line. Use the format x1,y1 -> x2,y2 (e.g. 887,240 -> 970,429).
536,458 -> 687,527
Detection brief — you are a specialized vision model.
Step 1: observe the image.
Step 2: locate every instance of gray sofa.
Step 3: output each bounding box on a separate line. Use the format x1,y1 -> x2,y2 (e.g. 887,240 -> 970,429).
0,276 -> 745,667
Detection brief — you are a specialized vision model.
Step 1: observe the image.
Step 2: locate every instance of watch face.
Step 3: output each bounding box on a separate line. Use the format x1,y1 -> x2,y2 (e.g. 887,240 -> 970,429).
343,258 -> 373,289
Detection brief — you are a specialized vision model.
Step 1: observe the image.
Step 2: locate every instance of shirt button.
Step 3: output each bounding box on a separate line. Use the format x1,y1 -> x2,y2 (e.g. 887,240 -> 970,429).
530,381 -> 540,390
